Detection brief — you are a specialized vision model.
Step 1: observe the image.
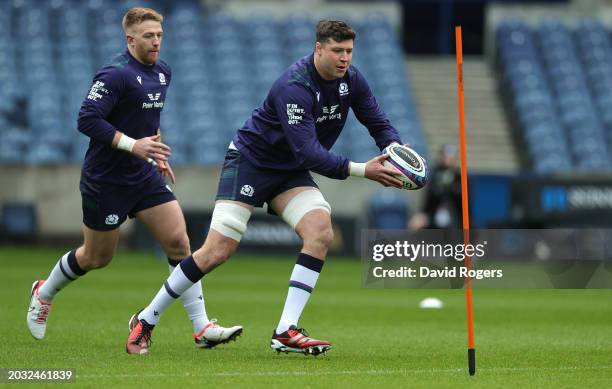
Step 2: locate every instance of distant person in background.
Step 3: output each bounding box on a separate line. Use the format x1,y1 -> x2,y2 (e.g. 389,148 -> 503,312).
409,144 -> 463,289
409,144 -> 462,230
26,7 -> 242,349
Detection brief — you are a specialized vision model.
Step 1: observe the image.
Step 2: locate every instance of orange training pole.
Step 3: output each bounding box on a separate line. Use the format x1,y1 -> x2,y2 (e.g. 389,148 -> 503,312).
455,26 -> 476,376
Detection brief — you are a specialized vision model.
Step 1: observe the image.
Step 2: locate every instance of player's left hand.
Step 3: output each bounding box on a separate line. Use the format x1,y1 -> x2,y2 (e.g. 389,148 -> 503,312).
391,141 -> 413,148
150,128 -> 176,184
154,158 -> 176,184
390,141 -> 412,148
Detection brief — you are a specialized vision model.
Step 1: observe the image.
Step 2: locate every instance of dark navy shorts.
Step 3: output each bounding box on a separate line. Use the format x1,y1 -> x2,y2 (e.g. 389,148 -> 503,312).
80,173 -> 176,231
216,148 -> 318,209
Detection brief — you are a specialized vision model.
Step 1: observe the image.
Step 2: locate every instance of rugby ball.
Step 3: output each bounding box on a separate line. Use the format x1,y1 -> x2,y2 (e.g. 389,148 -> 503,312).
382,144 -> 428,190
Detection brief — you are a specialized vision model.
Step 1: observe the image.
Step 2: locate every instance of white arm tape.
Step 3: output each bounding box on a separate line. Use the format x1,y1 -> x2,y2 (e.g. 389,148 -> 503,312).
117,134 -> 136,152
349,162 -> 366,178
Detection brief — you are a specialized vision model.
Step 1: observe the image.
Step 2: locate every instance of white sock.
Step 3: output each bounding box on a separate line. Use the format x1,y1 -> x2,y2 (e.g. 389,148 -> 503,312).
139,256 -> 204,325
169,262 -> 209,334
276,253 -> 324,334
39,250 -> 86,302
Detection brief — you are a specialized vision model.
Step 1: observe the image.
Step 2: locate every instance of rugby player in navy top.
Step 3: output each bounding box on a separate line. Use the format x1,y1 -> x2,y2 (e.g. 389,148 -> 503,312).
127,20 -> 404,355
27,7 -> 242,350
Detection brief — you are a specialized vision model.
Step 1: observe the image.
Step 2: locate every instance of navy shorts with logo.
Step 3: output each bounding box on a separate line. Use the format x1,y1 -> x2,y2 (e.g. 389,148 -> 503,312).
80,173 -> 176,231
216,148 -> 318,209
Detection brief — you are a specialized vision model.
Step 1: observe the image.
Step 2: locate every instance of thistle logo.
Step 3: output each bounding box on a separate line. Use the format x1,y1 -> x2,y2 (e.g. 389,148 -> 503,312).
137,76 -> 142,85
159,72 -> 166,85
240,185 -> 254,197
105,214 -> 119,225
339,82 -> 349,96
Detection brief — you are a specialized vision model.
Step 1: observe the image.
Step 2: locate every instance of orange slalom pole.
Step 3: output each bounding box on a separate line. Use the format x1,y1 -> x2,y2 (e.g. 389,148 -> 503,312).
455,26 -> 476,376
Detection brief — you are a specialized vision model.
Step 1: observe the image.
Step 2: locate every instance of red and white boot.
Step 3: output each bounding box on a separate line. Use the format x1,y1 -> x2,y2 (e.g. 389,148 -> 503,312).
26,280 -> 53,340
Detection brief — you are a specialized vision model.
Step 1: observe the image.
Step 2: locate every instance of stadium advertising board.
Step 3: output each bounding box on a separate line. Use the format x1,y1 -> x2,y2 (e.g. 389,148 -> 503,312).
512,176 -> 612,226
132,211 -> 358,256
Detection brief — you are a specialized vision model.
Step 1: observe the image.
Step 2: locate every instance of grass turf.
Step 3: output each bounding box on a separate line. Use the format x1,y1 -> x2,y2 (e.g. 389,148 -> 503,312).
1,246 -> 611,388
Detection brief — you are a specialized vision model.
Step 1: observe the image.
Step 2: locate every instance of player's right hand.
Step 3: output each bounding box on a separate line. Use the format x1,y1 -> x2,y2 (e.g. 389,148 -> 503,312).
132,134 -> 171,162
364,154 -> 404,188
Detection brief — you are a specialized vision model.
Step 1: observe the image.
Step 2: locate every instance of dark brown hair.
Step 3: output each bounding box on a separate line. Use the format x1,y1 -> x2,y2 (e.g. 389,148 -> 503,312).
315,20 -> 356,44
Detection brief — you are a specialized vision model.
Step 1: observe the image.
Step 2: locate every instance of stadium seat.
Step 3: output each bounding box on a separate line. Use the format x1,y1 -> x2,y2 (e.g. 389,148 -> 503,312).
367,189 -> 409,229
0,4 -> 424,168
496,17 -> 612,172
0,128 -> 32,164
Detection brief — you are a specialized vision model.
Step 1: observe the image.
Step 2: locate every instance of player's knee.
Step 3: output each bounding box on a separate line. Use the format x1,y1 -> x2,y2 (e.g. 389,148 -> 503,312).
303,218 -> 334,250
319,224 -> 334,249
80,248 -> 114,270
206,239 -> 236,265
165,231 -> 190,258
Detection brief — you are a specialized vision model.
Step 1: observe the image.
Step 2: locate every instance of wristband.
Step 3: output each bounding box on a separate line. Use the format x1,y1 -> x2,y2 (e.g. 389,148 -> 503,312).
349,161 -> 366,177
117,134 -> 136,152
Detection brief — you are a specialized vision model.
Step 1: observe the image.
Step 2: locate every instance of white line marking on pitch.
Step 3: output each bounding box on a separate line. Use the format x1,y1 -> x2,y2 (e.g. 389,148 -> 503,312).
78,366 -> 611,379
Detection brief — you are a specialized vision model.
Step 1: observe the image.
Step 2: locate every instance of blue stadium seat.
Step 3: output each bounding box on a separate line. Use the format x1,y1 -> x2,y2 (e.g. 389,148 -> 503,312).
496,17 -> 612,173
191,136 -> 226,166
0,129 -> 32,164
1,6 -> 424,167
70,135 -> 90,163
534,154 -> 572,173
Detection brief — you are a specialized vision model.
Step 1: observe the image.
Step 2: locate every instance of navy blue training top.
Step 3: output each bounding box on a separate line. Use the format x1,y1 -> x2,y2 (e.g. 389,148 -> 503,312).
233,53 -> 401,180
78,50 -> 171,186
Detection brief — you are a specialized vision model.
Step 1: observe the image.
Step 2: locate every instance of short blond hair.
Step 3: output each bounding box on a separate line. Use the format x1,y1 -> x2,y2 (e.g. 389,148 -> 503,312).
122,7 -> 163,33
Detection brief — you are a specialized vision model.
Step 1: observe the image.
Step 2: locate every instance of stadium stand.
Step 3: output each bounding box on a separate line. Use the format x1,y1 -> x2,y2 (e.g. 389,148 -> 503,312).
496,16 -> 612,173
0,0 -> 426,167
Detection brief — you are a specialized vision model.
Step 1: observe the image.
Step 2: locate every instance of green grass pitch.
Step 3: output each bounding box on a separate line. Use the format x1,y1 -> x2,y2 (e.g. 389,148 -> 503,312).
1,246 -> 611,388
